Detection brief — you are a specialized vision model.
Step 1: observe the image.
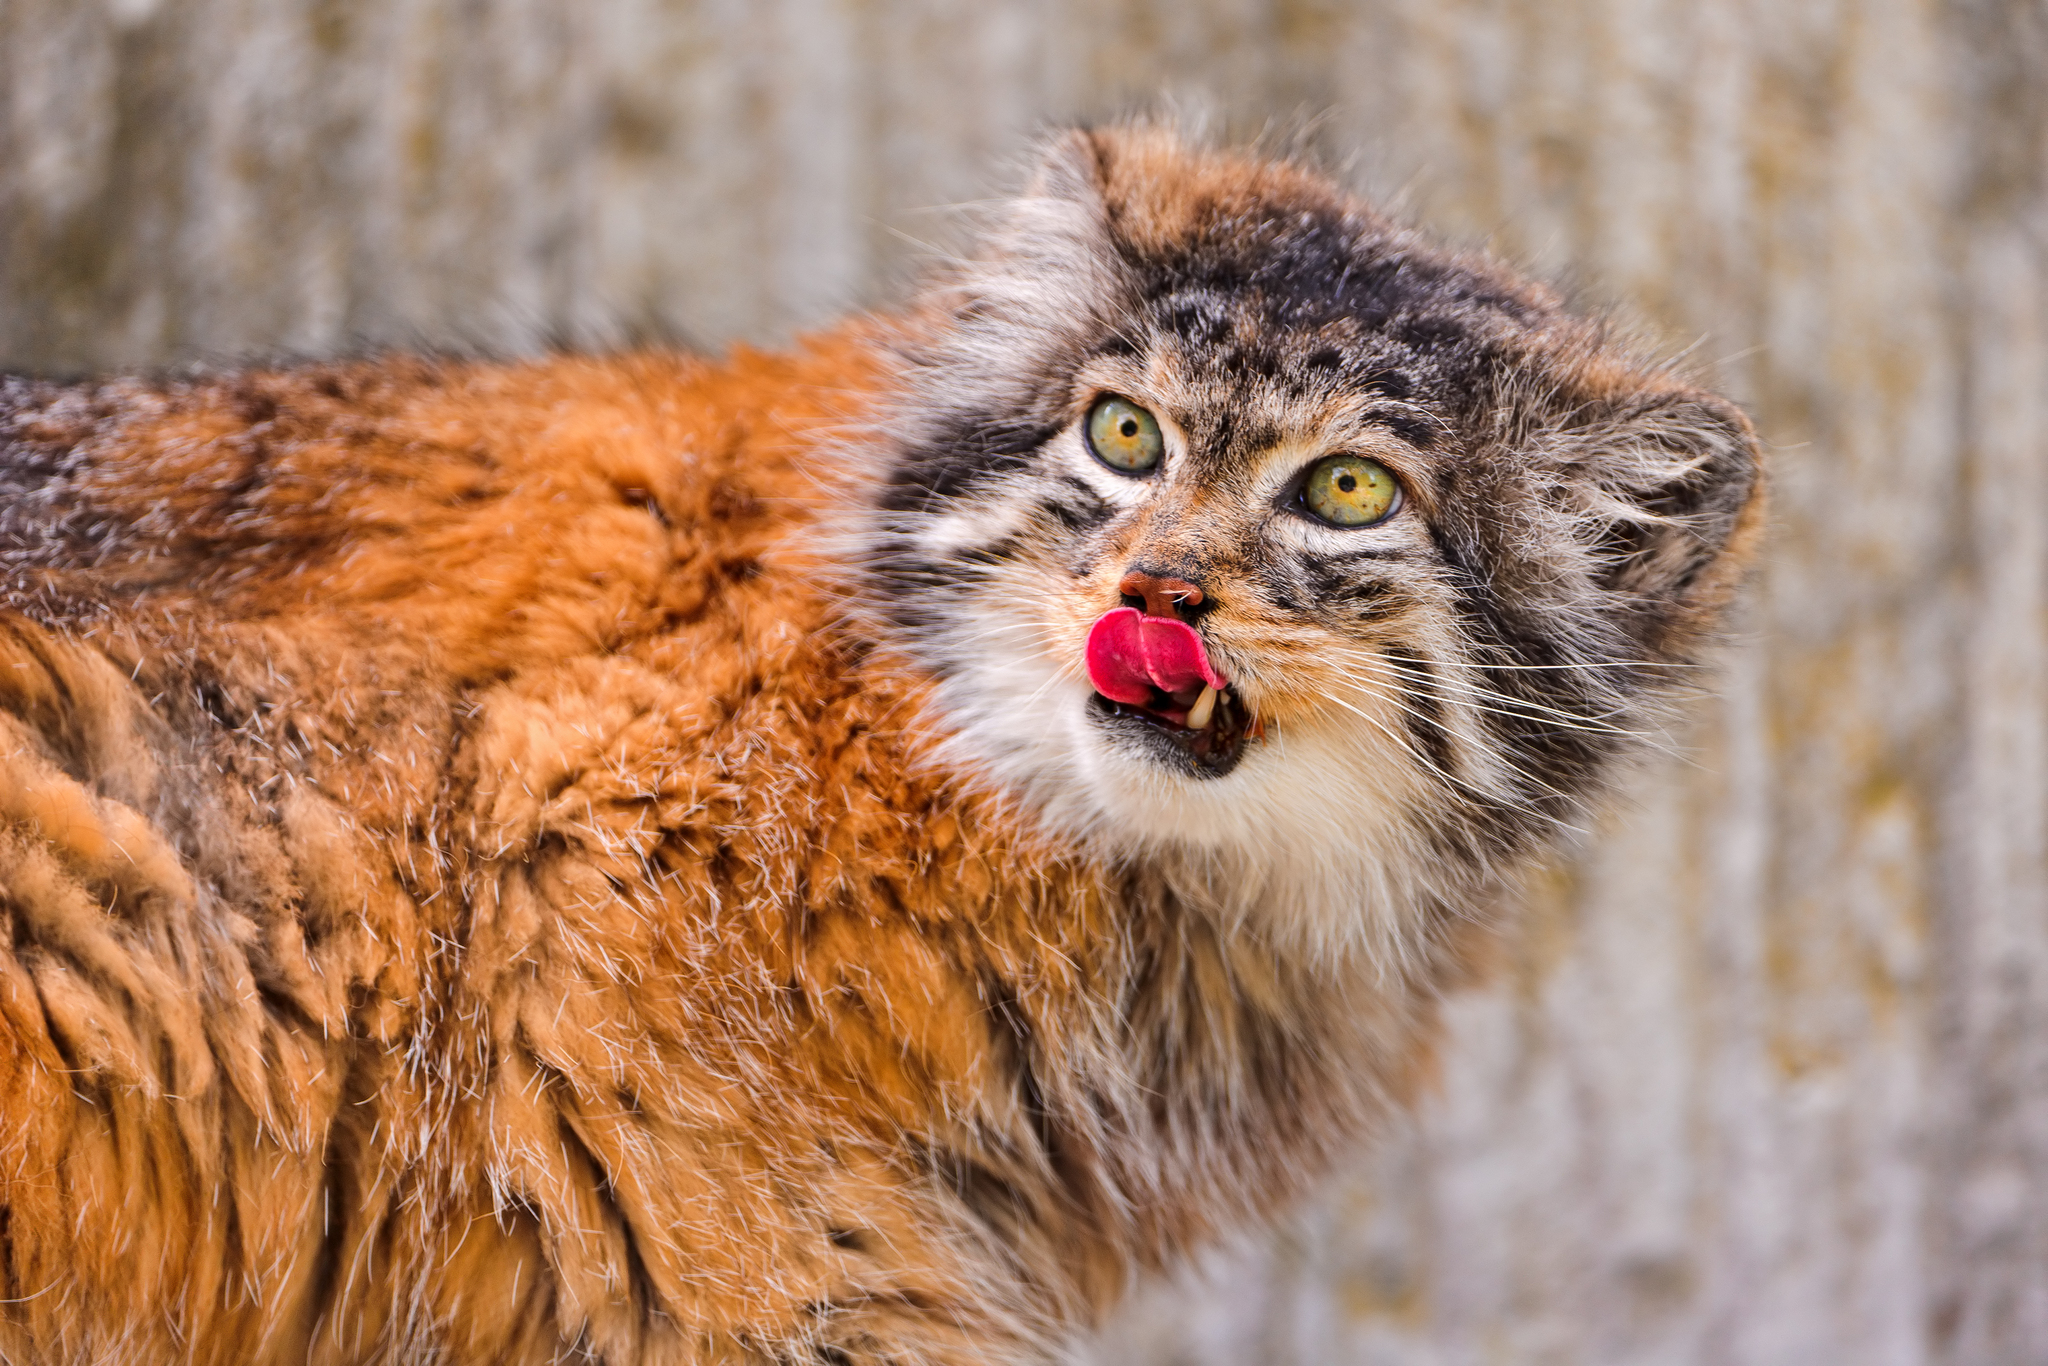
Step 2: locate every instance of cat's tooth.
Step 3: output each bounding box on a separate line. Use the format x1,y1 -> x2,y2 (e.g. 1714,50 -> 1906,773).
1186,684 -> 1219,731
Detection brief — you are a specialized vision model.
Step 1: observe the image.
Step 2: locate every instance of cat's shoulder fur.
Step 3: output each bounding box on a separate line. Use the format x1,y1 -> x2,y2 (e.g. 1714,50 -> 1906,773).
0,126 -> 1759,1365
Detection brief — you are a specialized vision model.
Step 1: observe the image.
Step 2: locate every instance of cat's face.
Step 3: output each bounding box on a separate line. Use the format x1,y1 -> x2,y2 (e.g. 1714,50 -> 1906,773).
863,128 -> 1761,948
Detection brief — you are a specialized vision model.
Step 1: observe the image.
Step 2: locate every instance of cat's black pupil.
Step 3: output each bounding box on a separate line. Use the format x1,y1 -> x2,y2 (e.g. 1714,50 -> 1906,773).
1120,419 -> 1138,437
1337,473 -> 1357,492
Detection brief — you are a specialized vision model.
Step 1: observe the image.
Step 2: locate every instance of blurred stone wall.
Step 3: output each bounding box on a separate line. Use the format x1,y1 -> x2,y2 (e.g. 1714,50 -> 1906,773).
4,1 -> 2045,1363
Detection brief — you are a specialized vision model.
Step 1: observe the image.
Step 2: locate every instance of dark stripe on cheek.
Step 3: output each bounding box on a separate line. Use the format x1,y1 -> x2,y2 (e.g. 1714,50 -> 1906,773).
1043,477 -> 1112,531
1420,521 -> 1616,792
1303,556 -> 1410,622
957,534 -> 1026,567
864,542 -> 995,640
1334,578 -> 1402,622
1258,562 -> 1309,613
1423,520 -> 1526,658
882,416 -> 1061,512
1314,546 -> 1421,567
1383,645 -> 1456,781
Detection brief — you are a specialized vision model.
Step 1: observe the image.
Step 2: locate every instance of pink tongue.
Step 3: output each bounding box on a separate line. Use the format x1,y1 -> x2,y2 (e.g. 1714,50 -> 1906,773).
1085,606 -> 1230,706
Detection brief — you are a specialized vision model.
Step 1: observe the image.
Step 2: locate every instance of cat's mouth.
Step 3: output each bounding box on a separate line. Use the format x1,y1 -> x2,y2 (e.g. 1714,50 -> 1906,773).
1087,684 -> 1257,778
1083,607 -> 1257,778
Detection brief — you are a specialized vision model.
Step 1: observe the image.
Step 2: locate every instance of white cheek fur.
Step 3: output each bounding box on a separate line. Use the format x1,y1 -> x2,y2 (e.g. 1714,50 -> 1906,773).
918,564 -> 1456,965
915,496 -> 1035,559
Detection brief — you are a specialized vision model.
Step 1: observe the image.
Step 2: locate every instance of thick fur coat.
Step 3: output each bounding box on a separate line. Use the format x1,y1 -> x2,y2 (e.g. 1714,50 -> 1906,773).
0,129 -> 1762,1364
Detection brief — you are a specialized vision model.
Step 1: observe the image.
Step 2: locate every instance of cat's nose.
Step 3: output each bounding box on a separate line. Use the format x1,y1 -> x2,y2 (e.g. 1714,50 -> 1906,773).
1118,569 -> 1209,621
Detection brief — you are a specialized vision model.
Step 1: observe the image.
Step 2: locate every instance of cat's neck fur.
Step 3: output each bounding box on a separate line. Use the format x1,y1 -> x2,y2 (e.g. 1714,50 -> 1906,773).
0,328 -> 1445,1364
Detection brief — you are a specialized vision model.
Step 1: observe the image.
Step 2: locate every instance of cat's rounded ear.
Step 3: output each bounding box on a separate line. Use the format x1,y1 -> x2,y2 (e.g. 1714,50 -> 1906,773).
893,129 -> 1134,472
982,128 -> 1115,262
946,130 -> 1129,349
1023,128 -> 1111,206
1570,385 -> 1767,656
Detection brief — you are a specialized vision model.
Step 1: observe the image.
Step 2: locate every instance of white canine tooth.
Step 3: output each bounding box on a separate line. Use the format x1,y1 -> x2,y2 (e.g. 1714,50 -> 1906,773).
1186,684 -> 1219,731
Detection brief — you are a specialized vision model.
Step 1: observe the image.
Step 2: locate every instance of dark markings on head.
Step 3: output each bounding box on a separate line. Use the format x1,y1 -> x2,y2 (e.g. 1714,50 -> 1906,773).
882,416 -> 1060,512
1382,645 -> 1455,782
1364,408 -> 1436,449
1042,478 -> 1112,532
1163,299 -> 1232,346
1303,564 -> 1403,622
1362,370 -> 1412,400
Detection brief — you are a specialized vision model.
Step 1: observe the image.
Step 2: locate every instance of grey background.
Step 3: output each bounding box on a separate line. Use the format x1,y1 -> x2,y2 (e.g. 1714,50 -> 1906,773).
4,1 -> 2046,1362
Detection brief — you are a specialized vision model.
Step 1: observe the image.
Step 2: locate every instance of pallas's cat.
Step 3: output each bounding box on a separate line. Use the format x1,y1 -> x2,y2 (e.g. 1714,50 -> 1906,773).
0,128 -> 1760,1364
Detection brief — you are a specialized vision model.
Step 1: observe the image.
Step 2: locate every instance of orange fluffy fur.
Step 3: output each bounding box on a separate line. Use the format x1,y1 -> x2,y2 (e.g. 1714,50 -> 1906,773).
0,123 -> 1768,1364
0,337 -> 1452,1363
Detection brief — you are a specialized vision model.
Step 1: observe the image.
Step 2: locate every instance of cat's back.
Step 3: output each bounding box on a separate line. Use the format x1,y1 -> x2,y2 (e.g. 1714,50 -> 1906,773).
0,331 -> 895,890
0,329 -> 989,1365
0,333 -> 886,656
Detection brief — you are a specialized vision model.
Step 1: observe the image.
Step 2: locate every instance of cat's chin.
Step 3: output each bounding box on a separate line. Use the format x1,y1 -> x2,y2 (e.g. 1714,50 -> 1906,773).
921,658 -> 1450,956
1085,690 -> 1254,778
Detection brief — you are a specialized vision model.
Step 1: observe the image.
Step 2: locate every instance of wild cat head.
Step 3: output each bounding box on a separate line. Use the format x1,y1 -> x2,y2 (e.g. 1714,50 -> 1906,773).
859,126 -> 1762,951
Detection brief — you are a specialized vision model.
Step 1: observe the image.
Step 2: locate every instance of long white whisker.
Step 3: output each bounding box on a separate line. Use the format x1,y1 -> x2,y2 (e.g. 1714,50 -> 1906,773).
1316,689 -> 1589,834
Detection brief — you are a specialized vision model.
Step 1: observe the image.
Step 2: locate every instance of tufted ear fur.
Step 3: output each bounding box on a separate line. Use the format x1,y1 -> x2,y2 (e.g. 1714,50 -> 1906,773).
1023,127 -> 1111,206
964,129 -> 1122,324
1568,384 -> 1766,657
881,132 -> 1133,513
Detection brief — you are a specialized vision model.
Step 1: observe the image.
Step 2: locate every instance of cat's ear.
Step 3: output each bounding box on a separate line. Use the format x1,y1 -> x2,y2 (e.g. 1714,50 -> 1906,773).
1568,385 -> 1766,654
1023,129 -> 1111,207
892,130 -> 1130,483
949,130 -> 1127,348
982,129 -> 1115,264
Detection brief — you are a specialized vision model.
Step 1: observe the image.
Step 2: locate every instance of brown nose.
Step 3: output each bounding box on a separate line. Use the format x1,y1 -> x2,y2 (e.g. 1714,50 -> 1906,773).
1118,569 -> 1206,620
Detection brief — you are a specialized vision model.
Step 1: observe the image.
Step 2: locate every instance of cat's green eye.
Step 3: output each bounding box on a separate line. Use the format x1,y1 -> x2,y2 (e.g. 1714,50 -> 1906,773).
1301,454 -> 1401,527
1085,396 -> 1164,474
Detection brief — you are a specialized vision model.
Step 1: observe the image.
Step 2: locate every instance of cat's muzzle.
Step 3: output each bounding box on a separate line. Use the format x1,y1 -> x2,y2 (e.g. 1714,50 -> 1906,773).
1084,607 -> 1255,778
